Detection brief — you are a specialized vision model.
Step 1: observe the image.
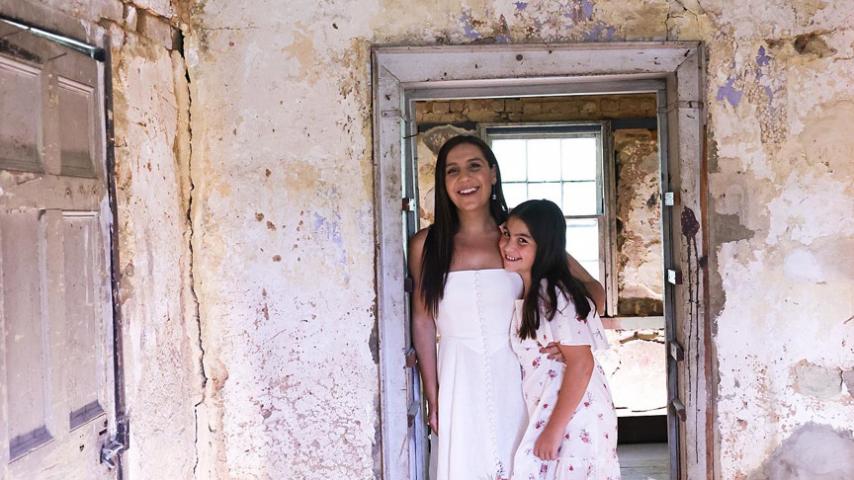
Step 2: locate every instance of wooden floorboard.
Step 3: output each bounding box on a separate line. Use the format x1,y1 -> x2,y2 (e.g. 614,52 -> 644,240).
618,443 -> 669,480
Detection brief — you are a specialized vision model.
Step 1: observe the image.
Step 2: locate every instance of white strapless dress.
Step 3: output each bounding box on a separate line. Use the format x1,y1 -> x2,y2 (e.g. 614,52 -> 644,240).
430,269 -> 527,480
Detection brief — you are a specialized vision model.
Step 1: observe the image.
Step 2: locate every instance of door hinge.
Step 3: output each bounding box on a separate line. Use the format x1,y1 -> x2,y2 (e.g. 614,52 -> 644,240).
100,438 -> 126,469
100,417 -> 128,469
670,398 -> 687,422
402,197 -> 415,212
663,191 -> 679,206
669,340 -> 685,361
667,269 -> 683,285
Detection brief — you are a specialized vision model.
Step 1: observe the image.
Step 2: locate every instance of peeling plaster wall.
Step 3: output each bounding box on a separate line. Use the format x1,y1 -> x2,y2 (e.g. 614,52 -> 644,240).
108,22 -> 200,480
614,128 -> 663,316
704,3 -> 854,478
1,1 -> 201,478
183,0 -> 854,479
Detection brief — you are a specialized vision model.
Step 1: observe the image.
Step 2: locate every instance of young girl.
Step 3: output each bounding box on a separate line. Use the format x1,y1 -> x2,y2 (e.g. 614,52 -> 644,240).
500,199 -> 621,480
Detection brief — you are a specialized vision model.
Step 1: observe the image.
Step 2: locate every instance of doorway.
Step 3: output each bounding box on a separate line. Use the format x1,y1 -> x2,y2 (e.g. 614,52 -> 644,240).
414,93 -> 668,479
373,43 -> 710,480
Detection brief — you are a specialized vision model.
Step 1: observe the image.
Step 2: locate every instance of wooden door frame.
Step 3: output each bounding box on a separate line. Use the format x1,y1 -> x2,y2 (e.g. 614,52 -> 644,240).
371,42 -> 712,480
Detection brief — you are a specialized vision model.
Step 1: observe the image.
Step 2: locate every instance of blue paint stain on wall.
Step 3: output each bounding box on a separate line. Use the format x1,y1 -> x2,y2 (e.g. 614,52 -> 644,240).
584,22 -> 616,41
581,0 -> 595,20
313,213 -> 344,248
514,1 -> 528,11
563,0 -> 596,22
756,46 -> 771,66
459,11 -> 481,40
716,78 -> 743,107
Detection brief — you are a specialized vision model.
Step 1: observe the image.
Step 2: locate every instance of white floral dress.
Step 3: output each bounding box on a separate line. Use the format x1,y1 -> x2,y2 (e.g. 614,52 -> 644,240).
510,289 -> 621,480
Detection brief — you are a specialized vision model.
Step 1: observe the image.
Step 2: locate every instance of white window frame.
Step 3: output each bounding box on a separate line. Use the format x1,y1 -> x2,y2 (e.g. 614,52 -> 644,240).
480,121 -> 619,316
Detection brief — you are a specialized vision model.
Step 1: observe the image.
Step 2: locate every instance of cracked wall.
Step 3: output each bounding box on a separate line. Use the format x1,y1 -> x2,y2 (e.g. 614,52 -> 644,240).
107,15 -> 201,480
8,0 -> 849,478
182,0 -> 854,478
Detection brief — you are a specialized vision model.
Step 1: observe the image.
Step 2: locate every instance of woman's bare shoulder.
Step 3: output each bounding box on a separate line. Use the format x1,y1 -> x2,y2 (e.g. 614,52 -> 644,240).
410,227 -> 430,251
408,227 -> 431,270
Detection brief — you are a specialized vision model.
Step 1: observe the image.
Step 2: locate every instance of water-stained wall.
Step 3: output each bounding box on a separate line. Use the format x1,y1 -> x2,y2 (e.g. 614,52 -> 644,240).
7,0 -> 854,479
183,1 -> 854,479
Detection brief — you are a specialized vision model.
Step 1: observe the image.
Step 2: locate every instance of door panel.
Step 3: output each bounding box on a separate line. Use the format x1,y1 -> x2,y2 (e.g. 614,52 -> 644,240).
0,57 -> 42,173
62,214 -> 107,427
0,20 -> 115,480
1,212 -> 51,459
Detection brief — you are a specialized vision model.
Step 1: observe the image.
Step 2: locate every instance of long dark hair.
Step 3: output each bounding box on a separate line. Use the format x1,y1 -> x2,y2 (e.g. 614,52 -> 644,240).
420,135 -> 509,316
511,199 -> 593,340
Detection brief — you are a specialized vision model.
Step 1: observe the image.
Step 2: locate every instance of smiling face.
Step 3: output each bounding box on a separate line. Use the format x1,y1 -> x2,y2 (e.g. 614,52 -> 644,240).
443,143 -> 497,212
500,216 -> 537,278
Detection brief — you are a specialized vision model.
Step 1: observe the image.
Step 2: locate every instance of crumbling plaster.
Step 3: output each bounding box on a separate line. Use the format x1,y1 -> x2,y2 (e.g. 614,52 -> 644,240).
182,1 -> 854,478
8,0 -> 852,478
614,128 -> 663,316
108,24 -> 201,479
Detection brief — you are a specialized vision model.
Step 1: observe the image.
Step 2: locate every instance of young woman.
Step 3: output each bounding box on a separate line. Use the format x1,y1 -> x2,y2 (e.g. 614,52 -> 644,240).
409,136 -> 606,480
500,199 -> 620,480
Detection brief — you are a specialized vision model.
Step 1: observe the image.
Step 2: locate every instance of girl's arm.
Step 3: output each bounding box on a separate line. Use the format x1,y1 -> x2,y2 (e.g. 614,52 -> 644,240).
542,255 -> 606,361
409,229 -> 440,434
533,344 -> 595,460
566,253 -> 606,315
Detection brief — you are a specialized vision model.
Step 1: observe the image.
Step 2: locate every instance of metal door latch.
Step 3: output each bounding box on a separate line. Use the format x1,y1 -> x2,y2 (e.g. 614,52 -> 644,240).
100,438 -> 126,469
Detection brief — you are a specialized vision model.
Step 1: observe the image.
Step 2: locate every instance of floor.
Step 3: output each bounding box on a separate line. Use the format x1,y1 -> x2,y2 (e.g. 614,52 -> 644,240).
618,443 -> 669,480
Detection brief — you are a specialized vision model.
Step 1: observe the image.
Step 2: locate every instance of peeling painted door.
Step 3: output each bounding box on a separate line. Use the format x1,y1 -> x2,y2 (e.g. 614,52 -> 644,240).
402,99 -> 430,479
0,21 -> 117,480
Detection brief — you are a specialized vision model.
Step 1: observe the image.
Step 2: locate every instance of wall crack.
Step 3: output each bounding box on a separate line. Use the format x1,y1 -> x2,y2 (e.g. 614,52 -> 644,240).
173,27 -> 208,477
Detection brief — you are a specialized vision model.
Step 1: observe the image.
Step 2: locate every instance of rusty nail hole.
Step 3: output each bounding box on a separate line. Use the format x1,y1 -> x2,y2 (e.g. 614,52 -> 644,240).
515,54 -> 523,61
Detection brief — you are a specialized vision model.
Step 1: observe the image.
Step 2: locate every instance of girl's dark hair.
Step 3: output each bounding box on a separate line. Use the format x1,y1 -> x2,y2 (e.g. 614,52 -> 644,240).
420,135 -> 509,317
511,199 -> 593,340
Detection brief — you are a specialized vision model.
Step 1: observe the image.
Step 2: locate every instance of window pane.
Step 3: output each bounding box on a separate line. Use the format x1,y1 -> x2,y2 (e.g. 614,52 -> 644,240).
527,139 -> 561,181
580,260 -> 600,282
493,139 -> 527,182
566,218 -> 599,263
561,137 -> 597,181
527,182 -> 562,207
502,182 -> 528,208
563,181 -> 599,216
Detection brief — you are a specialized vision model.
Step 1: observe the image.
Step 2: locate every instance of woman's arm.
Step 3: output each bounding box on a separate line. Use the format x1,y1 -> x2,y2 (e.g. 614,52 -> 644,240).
409,229 -> 440,434
566,253 -> 606,315
533,345 -> 595,460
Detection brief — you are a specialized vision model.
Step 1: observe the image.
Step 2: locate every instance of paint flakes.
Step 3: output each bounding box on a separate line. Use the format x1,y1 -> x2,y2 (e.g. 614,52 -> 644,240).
716,77 -> 743,107
459,10 -> 482,40
756,46 -> 771,67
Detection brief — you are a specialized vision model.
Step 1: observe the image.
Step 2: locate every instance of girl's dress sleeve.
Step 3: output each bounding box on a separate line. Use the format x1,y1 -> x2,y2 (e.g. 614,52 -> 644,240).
550,291 -> 610,352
